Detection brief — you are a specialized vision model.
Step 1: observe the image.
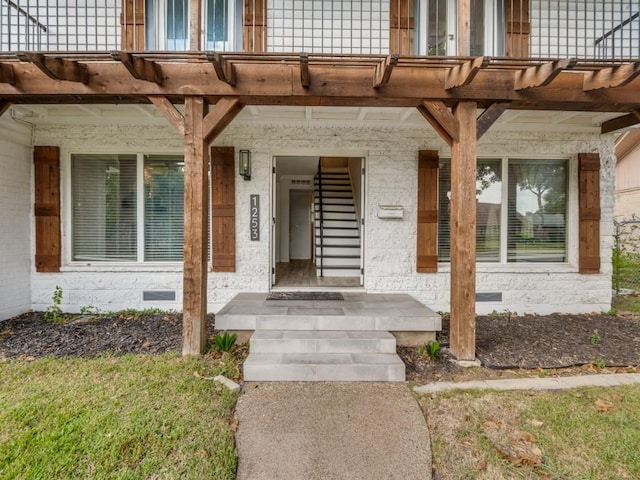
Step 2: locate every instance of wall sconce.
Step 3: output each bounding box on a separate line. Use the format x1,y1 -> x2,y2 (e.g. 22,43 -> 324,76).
239,150 -> 251,180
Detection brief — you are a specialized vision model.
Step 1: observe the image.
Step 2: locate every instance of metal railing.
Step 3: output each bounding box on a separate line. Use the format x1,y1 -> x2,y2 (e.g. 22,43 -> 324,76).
316,159 -> 324,278
614,219 -> 640,295
1,0 -> 639,59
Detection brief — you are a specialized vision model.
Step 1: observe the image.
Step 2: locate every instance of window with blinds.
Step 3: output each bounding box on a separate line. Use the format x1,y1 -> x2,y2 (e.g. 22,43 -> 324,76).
71,153 -> 186,263
144,155 -> 184,261
438,157 -> 567,263
71,154 -> 138,262
438,158 -> 502,262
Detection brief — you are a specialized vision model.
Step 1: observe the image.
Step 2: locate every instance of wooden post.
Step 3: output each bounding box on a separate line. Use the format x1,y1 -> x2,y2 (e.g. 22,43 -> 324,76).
189,0 -> 201,50
457,0 -> 471,56
183,96 -> 209,355
449,101 -> 477,360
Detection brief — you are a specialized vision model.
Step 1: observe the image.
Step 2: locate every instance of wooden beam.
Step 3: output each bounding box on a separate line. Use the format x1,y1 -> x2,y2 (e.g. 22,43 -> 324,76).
445,56 -> 487,90
514,58 -> 576,90
148,95 -> 185,135
189,0 -> 201,50
373,54 -> 399,89
16,52 -> 89,84
476,102 -> 509,139
202,97 -> 243,143
206,52 -> 237,86
449,101 -> 477,361
182,96 -> 208,355
601,110 -> 640,134
584,62 -> 640,91
417,100 -> 460,146
0,63 -> 16,85
0,101 -> 10,117
111,51 -> 163,85
300,53 -> 310,88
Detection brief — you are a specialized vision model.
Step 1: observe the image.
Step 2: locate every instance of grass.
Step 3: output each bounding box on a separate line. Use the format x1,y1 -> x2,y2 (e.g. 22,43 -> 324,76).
0,353 -> 239,479
613,294 -> 640,313
419,385 -> 640,479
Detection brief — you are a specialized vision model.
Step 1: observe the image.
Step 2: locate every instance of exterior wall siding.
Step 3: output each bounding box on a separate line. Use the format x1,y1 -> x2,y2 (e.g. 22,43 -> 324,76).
0,117 -> 33,320
32,120 -> 615,315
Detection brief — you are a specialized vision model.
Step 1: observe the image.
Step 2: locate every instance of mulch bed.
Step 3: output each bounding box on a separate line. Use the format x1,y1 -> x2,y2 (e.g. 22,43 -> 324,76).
2,311 -> 640,385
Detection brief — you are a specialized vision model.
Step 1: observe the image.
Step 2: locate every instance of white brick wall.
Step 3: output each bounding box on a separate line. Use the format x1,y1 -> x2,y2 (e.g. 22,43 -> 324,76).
0,117 -> 33,320
31,119 -> 615,315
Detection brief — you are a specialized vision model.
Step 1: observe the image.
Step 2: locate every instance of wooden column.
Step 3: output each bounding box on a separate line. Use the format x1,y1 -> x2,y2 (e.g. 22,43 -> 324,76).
189,0 -> 202,50
457,0 -> 471,56
449,102 -> 477,360
183,97 -> 209,355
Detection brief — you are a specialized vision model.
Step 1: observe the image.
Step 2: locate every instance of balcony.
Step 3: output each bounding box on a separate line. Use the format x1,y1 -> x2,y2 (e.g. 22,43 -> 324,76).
1,0 -> 638,60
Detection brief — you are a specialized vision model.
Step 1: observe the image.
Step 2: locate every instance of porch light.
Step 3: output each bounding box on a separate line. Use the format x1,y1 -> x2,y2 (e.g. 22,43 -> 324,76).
239,150 -> 251,180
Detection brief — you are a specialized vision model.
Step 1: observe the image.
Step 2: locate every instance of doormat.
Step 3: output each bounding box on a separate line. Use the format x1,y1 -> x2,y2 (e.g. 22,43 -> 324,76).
267,292 -> 344,301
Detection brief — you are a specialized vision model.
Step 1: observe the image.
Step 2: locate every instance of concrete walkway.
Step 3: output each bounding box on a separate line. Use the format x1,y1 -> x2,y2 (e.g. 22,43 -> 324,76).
234,382 -> 432,480
413,373 -> 640,394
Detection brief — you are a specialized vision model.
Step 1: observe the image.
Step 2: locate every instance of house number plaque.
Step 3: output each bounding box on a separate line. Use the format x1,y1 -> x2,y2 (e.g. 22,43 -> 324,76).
250,195 -> 260,241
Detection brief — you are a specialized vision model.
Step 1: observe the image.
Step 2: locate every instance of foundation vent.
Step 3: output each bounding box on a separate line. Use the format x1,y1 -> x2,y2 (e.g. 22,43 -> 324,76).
475,292 -> 502,302
143,290 -> 176,301
291,179 -> 311,185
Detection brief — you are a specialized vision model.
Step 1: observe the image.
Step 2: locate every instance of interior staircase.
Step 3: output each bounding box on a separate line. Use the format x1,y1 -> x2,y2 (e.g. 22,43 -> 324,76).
314,166 -> 361,277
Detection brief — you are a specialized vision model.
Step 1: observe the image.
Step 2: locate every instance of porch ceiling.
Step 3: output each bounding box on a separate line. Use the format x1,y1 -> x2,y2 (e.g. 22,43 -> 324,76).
1,53 -> 639,115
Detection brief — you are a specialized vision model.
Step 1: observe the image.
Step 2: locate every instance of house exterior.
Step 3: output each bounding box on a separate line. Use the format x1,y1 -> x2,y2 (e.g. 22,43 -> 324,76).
615,128 -> 640,220
1,0 -> 639,359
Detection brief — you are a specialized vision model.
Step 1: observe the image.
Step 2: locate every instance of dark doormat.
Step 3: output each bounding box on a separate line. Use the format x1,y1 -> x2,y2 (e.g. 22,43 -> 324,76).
267,292 -> 344,301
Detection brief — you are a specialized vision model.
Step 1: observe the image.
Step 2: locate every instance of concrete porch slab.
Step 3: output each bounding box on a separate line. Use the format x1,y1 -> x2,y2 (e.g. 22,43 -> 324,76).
215,292 -> 441,333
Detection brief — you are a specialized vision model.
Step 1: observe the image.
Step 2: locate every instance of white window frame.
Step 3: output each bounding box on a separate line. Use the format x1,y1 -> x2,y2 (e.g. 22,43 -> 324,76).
65,150 -> 186,268
437,155 -> 575,270
146,0 -> 239,51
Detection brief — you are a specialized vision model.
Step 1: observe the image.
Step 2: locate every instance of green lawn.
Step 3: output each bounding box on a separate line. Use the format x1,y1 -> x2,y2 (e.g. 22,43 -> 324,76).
421,385 -> 640,479
0,353 -> 238,479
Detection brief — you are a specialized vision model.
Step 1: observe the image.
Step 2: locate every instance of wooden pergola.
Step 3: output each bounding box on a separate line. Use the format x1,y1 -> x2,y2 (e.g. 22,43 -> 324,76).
1,4 -> 639,360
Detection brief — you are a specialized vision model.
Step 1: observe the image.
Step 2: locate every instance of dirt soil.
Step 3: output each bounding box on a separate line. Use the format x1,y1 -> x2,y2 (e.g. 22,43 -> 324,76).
2,310 -> 640,384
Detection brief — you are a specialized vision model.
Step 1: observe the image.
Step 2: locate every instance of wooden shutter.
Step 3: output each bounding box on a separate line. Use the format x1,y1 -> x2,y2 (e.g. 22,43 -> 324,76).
211,146 -> 236,272
505,0 -> 530,57
578,153 -> 601,274
34,146 -> 61,273
417,150 -> 439,273
121,0 -> 145,50
390,0 -> 415,55
244,0 -> 266,52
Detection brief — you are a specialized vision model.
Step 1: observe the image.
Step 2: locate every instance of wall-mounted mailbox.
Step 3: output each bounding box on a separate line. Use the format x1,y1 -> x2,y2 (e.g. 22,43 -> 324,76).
377,205 -> 404,219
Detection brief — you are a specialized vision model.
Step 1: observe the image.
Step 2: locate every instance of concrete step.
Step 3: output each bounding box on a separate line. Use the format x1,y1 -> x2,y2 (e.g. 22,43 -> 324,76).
316,245 -> 361,256
243,352 -> 405,381
316,197 -> 355,206
316,211 -> 357,220
317,219 -> 359,229
250,330 -> 397,354
315,204 -> 356,213
317,255 -> 360,267
318,236 -> 361,246
316,227 -> 359,237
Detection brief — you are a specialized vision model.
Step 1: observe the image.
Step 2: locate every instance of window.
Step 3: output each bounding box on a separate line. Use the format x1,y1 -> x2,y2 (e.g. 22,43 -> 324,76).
71,154 -> 185,263
146,0 -> 240,51
415,0 -> 504,55
438,158 -> 567,263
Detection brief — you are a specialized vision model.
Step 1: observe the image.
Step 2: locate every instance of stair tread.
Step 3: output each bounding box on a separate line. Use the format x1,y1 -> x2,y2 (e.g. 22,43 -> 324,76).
252,330 -> 395,340
245,352 -> 404,365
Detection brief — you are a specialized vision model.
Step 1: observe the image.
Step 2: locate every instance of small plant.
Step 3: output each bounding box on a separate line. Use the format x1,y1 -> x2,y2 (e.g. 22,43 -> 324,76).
426,340 -> 441,361
417,344 -> 426,356
116,308 -> 167,319
488,309 -> 517,320
79,305 -> 98,315
590,330 -> 601,345
591,359 -> 606,370
44,285 -> 64,323
213,331 -> 237,352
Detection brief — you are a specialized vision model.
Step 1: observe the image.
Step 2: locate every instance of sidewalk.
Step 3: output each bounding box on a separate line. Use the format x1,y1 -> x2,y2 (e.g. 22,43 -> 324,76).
413,373 -> 640,394
234,382 -> 432,480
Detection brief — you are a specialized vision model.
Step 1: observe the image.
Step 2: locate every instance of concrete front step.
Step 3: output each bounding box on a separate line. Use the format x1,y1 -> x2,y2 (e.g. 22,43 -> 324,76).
243,352 -> 405,381
316,267 -> 361,277
251,330 -> 396,353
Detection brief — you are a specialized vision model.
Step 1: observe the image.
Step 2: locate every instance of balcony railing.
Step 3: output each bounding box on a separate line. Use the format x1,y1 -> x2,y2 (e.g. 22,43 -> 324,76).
1,0 -> 638,60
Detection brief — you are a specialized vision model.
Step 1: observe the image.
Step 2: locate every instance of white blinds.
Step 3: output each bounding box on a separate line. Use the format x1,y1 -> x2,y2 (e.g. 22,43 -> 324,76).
71,154 -> 138,262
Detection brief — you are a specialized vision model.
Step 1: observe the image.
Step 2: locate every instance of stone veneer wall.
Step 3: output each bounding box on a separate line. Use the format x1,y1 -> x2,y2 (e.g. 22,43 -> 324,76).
31,121 -> 615,315
0,117 -> 33,320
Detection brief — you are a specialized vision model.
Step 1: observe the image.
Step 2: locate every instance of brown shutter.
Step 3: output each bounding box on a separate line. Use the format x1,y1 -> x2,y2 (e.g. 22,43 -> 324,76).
505,0 -> 530,57
121,0 -> 145,50
390,0 -> 415,55
578,153 -> 601,274
244,0 -> 266,52
211,146 -> 236,272
417,150 -> 439,273
34,146 -> 61,273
